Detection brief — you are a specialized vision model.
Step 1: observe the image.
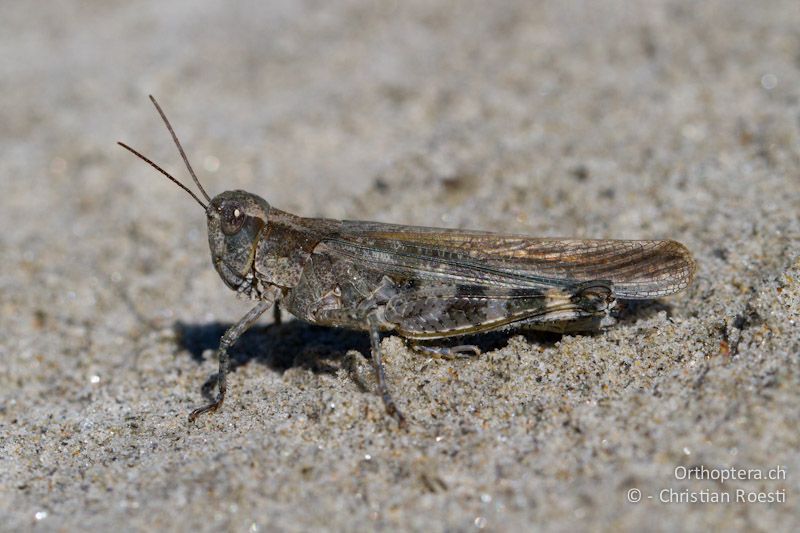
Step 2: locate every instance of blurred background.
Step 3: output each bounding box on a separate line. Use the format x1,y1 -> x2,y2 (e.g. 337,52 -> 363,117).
1,1 -> 798,531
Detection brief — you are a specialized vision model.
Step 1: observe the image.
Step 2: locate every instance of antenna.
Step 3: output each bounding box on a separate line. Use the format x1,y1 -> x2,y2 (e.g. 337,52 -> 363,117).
148,95 -> 212,204
117,141 -> 208,210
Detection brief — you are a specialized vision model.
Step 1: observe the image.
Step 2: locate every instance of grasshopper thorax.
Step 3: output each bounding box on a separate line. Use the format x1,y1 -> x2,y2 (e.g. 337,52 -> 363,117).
207,190 -> 270,295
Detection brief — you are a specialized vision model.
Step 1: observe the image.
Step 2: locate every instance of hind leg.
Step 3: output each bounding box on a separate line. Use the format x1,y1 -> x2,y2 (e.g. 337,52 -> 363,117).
406,341 -> 481,359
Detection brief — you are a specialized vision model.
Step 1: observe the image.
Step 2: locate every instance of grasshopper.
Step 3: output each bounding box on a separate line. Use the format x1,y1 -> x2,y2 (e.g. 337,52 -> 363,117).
119,96 -> 696,425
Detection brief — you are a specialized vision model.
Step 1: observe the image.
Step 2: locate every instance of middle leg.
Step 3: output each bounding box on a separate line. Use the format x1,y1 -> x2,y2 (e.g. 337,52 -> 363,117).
367,312 -> 406,426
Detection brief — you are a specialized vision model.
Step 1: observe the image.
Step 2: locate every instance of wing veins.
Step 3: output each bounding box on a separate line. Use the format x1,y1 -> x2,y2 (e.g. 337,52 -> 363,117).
323,238 -> 583,289
324,223 -> 695,298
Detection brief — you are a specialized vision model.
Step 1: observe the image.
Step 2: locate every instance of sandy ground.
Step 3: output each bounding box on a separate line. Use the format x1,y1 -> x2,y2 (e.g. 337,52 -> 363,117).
1,1 -> 799,531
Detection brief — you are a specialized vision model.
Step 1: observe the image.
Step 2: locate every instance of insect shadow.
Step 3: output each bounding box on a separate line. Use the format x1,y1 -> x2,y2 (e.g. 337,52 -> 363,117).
615,299 -> 675,325
173,299 -> 669,401
174,319 -> 371,400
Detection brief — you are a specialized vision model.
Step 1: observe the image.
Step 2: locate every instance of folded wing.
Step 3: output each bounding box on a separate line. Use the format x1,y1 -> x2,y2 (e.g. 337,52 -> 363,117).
321,221 -> 695,299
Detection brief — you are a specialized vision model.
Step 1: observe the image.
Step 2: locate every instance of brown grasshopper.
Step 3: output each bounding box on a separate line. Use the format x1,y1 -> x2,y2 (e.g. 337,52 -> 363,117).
119,96 -> 696,425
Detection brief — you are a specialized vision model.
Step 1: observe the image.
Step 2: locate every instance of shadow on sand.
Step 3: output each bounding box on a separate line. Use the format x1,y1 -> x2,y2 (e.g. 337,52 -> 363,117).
173,299 -> 671,398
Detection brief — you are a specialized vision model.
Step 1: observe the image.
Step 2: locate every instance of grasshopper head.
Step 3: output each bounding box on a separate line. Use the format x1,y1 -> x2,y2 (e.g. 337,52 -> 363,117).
206,190 -> 270,293
117,97 -> 274,297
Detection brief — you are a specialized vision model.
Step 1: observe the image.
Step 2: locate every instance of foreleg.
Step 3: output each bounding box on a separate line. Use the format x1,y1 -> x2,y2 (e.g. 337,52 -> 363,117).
188,293 -> 275,423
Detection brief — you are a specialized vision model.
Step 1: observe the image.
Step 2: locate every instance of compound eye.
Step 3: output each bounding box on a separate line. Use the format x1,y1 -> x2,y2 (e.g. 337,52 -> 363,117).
221,202 -> 246,235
